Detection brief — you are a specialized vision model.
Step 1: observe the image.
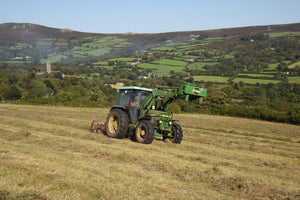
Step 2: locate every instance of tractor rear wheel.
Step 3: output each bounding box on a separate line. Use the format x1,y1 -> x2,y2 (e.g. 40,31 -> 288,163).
105,109 -> 129,139
164,122 -> 183,144
135,120 -> 154,144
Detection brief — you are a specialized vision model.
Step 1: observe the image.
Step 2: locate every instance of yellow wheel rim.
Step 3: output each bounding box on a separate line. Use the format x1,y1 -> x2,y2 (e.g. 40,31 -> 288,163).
108,115 -> 119,134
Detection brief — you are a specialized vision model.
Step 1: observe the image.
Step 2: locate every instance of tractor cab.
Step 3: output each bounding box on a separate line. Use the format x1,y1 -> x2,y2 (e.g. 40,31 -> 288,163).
116,86 -> 152,122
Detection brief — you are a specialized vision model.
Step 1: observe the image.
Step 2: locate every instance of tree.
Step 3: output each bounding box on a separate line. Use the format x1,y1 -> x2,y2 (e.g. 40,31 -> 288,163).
23,80 -> 51,100
167,103 -> 181,113
108,61 -> 115,66
206,87 -> 229,105
242,86 -> 267,105
186,77 -> 194,83
0,77 -> 8,100
6,85 -> 22,100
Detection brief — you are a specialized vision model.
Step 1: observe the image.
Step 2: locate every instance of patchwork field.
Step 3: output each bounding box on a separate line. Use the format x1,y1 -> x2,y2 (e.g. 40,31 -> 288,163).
0,104 -> 299,200
40,37 -> 128,64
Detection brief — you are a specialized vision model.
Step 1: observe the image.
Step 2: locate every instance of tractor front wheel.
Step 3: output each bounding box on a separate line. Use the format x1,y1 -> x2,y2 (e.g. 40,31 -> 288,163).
164,122 -> 183,144
105,109 -> 129,139
135,120 -> 154,144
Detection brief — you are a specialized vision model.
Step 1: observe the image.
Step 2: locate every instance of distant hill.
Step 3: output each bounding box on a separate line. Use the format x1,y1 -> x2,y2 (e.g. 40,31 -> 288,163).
0,22 -> 299,64
0,23 -> 101,42
1,22 -> 300,42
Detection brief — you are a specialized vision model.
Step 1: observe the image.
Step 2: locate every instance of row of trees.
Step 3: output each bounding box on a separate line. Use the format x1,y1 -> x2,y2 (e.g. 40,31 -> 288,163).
1,63 -> 299,124
0,66 -> 117,107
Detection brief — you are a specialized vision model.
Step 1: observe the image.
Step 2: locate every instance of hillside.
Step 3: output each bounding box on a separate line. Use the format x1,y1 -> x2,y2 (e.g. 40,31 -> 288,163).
0,104 -> 299,199
0,23 -> 100,42
0,22 -> 300,64
0,22 -> 300,125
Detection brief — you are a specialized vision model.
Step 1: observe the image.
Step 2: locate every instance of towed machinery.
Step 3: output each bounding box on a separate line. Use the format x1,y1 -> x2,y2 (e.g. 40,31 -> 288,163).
102,83 -> 206,144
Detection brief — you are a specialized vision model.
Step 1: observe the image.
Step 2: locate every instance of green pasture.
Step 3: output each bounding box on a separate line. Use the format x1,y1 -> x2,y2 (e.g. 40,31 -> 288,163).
267,63 -> 279,71
138,63 -> 184,73
288,61 -> 300,69
109,57 -> 140,62
152,59 -> 187,66
9,43 -> 32,50
71,47 -> 110,57
72,46 -> 92,51
205,36 -> 229,42
267,61 -> 291,70
113,41 -> 131,47
233,78 -> 280,85
41,55 -> 68,64
191,75 -> 229,83
85,48 -> 110,56
166,51 -> 182,56
93,61 -> 108,66
153,46 -> 174,51
163,36 -> 227,49
288,77 -> 300,84
223,52 -> 235,59
239,73 -> 274,78
185,49 -> 205,54
182,55 -> 199,59
1,60 -> 29,64
191,76 -> 286,85
82,38 -> 126,48
189,62 -> 219,70
69,51 -> 88,58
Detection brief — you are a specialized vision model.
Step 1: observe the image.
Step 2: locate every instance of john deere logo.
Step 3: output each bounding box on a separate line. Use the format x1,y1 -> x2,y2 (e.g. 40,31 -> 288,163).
193,88 -> 201,95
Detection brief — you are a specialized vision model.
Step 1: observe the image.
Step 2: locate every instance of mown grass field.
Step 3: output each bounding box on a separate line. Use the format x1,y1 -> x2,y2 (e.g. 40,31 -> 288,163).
0,104 -> 299,200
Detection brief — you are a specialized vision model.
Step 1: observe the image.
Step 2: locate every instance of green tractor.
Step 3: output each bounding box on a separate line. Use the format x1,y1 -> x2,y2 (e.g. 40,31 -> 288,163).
105,83 -> 206,144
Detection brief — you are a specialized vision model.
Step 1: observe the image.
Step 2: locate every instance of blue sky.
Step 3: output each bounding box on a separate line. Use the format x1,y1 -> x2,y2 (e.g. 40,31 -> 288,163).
1,0 -> 299,33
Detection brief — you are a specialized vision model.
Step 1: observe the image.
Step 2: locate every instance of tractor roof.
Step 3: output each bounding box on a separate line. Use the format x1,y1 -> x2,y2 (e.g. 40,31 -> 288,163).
120,86 -> 152,92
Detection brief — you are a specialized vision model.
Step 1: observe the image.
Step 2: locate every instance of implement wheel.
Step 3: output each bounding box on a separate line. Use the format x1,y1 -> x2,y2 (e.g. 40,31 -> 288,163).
135,120 -> 154,144
105,109 -> 129,139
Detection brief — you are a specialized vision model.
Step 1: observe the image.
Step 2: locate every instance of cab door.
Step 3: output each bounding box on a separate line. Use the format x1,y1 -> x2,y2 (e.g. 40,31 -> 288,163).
128,91 -> 149,122
129,93 -> 140,122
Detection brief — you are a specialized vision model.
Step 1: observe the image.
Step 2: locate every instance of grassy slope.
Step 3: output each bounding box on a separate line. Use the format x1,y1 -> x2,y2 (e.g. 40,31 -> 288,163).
0,104 -> 299,200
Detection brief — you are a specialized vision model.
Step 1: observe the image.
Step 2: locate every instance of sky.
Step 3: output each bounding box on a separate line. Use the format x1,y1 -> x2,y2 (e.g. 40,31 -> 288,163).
1,0 -> 300,33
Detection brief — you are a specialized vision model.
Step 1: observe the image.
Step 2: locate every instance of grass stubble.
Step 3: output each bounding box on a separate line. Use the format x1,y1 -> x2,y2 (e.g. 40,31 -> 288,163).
0,104 -> 299,199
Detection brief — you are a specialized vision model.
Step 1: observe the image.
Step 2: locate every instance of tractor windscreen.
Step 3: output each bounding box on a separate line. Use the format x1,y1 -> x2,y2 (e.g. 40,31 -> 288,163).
117,89 -> 150,107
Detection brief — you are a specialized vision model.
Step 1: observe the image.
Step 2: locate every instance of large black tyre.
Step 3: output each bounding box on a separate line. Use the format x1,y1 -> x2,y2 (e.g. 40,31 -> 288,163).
105,109 -> 129,139
164,122 -> 183,144
135,120 -> 155,144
